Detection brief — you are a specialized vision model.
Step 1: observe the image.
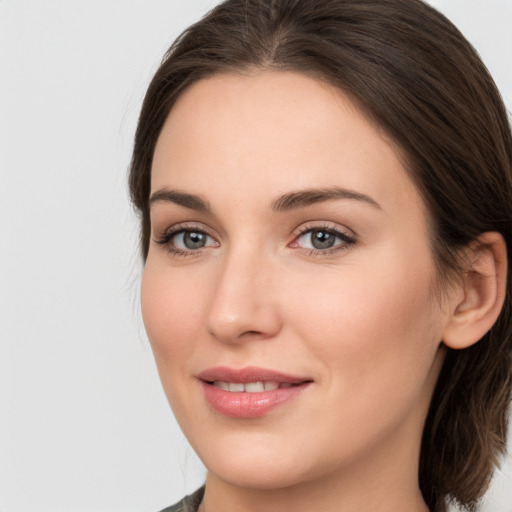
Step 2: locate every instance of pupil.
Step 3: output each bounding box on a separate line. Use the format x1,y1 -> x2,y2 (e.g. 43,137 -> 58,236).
184,231 -> 206,249
311,230 -> 335,249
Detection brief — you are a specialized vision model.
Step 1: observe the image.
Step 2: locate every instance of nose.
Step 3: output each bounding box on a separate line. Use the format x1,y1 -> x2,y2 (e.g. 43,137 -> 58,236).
206,248 -> 282,344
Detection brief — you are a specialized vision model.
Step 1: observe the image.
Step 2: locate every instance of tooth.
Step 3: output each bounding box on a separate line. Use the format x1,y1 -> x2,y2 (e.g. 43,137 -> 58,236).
264,381 -> 279,391
213,381 -> 288,392
245,381 -> 264,393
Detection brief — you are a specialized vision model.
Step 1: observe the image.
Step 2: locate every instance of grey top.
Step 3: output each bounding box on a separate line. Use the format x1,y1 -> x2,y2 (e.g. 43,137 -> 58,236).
158,487 -> 205,512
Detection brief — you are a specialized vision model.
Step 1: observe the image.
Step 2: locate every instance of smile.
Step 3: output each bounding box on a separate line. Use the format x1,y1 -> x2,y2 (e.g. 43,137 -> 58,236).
211,381 -> 296,392
198,366 -> 313,418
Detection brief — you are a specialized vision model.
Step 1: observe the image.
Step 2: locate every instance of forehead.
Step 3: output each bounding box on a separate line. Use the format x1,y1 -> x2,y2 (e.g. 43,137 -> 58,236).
151,70 -> 422,216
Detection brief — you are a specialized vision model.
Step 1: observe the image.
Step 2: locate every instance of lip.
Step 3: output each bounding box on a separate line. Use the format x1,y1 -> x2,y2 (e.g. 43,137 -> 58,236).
198,366 -> 313,419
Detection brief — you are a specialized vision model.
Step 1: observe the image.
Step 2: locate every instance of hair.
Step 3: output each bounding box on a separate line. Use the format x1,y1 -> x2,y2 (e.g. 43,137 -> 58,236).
129,0 -> 512,510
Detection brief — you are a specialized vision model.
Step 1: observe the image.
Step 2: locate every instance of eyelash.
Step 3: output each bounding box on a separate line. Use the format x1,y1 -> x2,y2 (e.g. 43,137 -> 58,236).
153,222 -> 357,258
291,223 -> 357,257
154,223 -> 217,258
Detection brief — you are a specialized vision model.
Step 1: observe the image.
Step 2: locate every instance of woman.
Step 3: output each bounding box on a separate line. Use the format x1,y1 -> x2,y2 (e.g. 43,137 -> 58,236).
129,0 -> 512,511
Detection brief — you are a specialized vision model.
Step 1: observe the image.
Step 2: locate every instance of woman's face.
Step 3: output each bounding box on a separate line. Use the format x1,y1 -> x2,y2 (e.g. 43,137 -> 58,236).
142,71 -> 453,490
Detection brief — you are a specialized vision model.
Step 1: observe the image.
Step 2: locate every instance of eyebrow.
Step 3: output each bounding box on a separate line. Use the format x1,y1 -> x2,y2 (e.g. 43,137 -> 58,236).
148,186 -> 381,213
271,187 -> 381,212
149,189 -> 211,212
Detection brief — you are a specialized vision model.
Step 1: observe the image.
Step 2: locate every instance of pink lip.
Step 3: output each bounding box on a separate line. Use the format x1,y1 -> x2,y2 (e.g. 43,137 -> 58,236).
198,366 -> 312,419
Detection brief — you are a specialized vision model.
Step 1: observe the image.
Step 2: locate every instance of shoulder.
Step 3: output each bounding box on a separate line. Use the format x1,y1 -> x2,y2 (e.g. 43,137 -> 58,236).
157,486 -> 205,512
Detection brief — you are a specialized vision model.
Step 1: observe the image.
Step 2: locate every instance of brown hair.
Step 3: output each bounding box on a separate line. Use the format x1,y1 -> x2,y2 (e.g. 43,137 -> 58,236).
129,1 -> 512,510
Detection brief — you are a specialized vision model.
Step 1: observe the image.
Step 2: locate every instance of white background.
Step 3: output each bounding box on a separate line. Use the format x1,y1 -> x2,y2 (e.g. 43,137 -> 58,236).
0,1 -> 511,511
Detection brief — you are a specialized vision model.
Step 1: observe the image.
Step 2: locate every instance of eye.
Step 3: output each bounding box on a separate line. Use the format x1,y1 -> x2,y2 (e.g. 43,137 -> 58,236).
172,230 -> 216,250
154,225 -> 219,255
291,226 -> 356,254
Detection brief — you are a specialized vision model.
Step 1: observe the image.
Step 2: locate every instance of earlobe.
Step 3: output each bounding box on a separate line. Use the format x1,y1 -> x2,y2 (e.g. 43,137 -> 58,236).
443,232 -> 508,350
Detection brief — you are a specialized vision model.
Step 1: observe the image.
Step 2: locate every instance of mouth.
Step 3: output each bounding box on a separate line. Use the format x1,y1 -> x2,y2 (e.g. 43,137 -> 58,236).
197,366 -> 313,419
209,381 -> 298,392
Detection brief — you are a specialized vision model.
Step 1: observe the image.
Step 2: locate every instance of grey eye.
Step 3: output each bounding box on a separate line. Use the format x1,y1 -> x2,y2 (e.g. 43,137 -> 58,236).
294,227 -> 355,252
173,230 -> 215,250
310,230 -> 336,249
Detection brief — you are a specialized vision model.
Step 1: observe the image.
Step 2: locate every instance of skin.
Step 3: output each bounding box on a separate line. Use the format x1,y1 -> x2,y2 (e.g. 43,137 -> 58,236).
142,70 -> 465,512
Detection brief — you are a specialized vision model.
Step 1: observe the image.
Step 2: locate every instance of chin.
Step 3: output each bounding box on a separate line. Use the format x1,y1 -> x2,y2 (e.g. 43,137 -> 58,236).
198,441 -> 315,490
208,461 -> 309,490
199,441 -> 325,491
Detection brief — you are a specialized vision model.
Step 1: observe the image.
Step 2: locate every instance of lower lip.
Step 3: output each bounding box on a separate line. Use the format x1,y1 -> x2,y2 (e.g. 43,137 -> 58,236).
201,382 -> 310,419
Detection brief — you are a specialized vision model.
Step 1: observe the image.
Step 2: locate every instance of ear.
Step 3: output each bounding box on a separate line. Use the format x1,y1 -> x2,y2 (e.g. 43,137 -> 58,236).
442,232 -> 508,350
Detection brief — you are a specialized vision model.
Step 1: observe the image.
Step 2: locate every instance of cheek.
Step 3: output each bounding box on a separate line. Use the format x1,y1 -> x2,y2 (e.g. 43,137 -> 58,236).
141,258 -> 206,371
287,250 -> 441,399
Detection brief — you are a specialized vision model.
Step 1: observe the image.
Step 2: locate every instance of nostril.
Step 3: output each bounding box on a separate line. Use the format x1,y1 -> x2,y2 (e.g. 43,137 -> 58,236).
237,329 -> 267,341
206,296 -> 282,344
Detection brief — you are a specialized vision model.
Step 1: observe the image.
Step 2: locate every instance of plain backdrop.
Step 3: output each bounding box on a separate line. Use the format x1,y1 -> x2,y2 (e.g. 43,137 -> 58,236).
0,1 -> 511,511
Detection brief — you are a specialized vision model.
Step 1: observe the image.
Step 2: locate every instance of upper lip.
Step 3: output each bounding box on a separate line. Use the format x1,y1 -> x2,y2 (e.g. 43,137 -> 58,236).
197,366 -> 311,384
